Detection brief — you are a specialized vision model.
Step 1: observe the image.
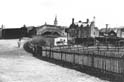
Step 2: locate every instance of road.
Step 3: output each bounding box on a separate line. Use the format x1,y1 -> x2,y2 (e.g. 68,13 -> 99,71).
0,39 -> 109,82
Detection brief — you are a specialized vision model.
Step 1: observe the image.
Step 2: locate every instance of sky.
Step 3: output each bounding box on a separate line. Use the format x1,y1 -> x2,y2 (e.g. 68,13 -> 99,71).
0,0 -> 124,28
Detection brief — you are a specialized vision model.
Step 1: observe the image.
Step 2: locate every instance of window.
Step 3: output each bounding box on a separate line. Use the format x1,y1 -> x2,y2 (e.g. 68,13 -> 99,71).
94,32 -> 95,35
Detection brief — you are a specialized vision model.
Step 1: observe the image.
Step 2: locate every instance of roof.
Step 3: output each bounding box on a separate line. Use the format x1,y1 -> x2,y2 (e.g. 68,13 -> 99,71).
36,24 -> 65,29
2,28 -> 21,30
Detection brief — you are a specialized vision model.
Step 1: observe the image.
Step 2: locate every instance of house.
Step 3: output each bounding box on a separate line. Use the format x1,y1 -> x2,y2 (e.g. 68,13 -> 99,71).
108,30 -> 117,37
67,17 -> 99,39
100,27 -> 124,38
117,28 -> 124,38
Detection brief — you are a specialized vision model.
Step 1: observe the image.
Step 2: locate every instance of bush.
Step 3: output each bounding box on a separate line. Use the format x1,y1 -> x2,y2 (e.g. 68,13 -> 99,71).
31,36 -> 54,46
31,39 -> 47,46
23,41 -> 34,53
23,36 -> 55,54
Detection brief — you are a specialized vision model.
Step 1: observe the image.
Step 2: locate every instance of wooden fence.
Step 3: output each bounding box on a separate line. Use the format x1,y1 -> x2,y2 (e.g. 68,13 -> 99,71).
34,45 -> 124,82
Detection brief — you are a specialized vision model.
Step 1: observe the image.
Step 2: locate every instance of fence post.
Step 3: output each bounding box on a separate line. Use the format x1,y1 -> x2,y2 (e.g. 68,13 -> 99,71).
33,45 -> 37,57
120,58 -> 124,81
91,52 -> 94,68
61,51 -> 63,61
49,46 -> 51,58
38,46 -> 42,57
73,52 -> 75,65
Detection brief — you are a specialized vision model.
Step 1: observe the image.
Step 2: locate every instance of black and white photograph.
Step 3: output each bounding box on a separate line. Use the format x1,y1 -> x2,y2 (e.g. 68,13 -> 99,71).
0,0 -> 123,82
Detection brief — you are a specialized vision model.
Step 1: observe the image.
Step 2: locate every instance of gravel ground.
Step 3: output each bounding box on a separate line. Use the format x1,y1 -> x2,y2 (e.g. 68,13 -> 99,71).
0,39 -> 109,82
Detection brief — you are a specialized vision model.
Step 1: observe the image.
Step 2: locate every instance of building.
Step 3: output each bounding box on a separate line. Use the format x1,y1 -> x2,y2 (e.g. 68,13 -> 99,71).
54,16 -> 58,26
117,27 -> 124,38
36,17 -> 67,37
67,17 -> 99,39
0,25 -> 4,38
99,26 -> 124,38
2,27 -> 27,39
54,37 -> 68,46
25,25 -> 37,37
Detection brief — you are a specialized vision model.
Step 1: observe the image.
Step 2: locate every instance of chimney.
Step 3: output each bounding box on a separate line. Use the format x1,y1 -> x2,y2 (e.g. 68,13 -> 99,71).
86,19 -> 89,23
72,18 -> 74,24
78,20 -> 82,27
106,24 -> 109,33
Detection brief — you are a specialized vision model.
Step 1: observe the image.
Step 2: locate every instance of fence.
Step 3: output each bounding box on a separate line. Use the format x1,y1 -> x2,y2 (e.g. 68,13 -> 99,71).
34,45 -> 124,82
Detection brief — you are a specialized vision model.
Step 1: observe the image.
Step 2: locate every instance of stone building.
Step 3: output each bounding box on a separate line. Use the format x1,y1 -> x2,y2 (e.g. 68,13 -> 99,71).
67,17 -> 99,39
